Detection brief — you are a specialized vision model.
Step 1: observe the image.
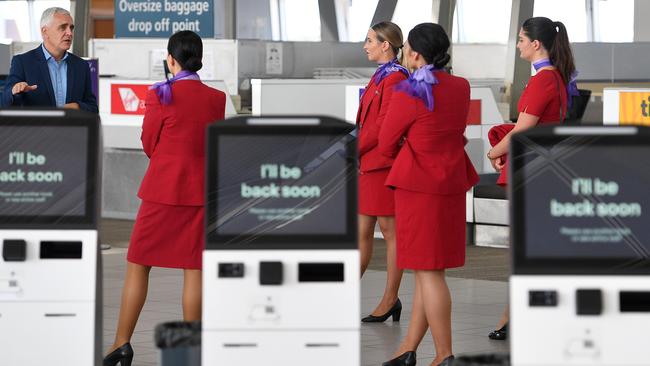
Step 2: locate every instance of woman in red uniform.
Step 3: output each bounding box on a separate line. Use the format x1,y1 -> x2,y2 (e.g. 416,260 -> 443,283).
378,23 -> 478,366
104,31 -> 226,366
357,21 -> 409,322
486,17 -> 576,341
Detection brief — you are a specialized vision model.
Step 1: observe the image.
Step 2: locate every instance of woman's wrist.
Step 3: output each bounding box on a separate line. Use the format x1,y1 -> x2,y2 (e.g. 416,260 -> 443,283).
487,149 -> 494,159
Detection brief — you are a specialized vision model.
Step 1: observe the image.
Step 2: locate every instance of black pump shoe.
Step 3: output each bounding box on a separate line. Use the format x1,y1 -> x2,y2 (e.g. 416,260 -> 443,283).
362,298 -> 402,323
382,351 -> 416,366
103,343 -> 134,366
488,322 -> 508,341
437,355 -> 455,366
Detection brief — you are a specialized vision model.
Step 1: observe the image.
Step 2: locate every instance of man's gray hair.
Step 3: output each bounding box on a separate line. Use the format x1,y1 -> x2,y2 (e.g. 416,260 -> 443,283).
40,7 -> 71,28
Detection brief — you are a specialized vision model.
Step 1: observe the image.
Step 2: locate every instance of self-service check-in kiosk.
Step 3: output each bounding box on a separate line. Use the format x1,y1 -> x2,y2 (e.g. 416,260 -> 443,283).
0,110 -> 101,365
202,116 -> 359,365
510,125 -> 650,365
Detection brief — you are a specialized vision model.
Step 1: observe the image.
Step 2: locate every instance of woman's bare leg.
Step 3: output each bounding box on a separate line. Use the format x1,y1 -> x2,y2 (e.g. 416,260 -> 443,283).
416,270 -> 453,365
108,262 -> 152,353
359,214 -> 378,276
183,269 -> 202,321
495,305 -> 509,329
392,273 -> 428,356
370,216 -> 403,315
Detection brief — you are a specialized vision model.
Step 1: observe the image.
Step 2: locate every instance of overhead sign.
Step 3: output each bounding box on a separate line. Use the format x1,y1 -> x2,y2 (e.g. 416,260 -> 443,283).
114,0 -> 214,38
619,91 -> 650,125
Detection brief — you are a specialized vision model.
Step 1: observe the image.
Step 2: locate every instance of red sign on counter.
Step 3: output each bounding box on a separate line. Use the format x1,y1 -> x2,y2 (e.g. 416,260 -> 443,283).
110,84 -> 151,115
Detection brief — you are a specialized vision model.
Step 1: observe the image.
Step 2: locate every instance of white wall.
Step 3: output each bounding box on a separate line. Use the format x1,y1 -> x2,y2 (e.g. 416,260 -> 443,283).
452,44 -> 508,79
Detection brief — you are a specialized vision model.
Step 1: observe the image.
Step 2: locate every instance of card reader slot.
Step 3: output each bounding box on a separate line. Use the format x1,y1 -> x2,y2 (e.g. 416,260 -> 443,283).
620,291 -> 650,312
305,343 -> 339,348
44,313 -> 77,317
223,343 -> 258,348
298,263 -> 344,282
40,241 -> 82,259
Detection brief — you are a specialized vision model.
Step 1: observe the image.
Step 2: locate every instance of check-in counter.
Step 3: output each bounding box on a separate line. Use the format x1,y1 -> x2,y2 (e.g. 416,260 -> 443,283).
344,84 -> 505,173
253,78 -> 505,173
251,78 -> 369,121
603,88 -> 650,126
99,77 -> 236,149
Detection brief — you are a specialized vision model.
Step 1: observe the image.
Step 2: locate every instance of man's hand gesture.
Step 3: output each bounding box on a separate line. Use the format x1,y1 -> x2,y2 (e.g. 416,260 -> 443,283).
12,82 -> 38,95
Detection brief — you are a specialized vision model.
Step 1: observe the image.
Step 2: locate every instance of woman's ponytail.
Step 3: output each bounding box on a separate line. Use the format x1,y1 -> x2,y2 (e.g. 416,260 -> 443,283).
549,21 -> 576,85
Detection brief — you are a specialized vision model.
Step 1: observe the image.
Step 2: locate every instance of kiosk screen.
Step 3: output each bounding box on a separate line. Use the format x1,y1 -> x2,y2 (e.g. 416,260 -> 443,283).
512,127 -> 650,273
0,117 -> 97,228
207,123 -> 356,249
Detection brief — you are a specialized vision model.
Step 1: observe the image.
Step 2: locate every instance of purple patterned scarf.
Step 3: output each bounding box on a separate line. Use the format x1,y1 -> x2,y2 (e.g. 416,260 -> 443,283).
372,59 -> 409,85
395,64 -> 442,111
532,58 -> 579,108
150,70 -> 200,105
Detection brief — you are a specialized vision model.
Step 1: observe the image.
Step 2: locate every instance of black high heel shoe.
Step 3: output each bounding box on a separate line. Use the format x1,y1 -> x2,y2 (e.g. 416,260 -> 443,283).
103,343 -> 134,366
488,322 -> 508,340
382,351 -> 416,366
362,298 -> 402,322
437,355 -> 455,366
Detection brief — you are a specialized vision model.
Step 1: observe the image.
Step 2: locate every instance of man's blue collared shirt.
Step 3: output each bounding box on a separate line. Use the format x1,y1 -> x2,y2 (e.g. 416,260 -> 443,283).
41,44 -> 68,107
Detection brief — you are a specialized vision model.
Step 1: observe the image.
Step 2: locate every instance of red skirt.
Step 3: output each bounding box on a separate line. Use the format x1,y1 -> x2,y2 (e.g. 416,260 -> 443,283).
358,168 -> 395,216
127,200 -> 204,270
394,188 -> 466,270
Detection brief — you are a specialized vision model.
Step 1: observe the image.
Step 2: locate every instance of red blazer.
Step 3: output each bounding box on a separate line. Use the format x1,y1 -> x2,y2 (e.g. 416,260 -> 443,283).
378,71 -> 479,195
138,80 -> 226,206
356,71 -> 407,173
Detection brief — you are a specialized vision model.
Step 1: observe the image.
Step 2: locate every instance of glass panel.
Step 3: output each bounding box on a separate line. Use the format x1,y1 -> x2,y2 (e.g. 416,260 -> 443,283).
0,1 -> 31,42
595,0 -> 634,42
32,1 -> 72,42
533,0 -> 588,42
453,0 -> 512,43
343,0 -> 380,42
280,0 -> 321,41
391,0 -> 433,37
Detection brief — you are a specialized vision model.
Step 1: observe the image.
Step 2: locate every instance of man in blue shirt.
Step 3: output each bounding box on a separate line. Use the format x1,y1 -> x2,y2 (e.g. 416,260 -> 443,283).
1,7 -> 98,113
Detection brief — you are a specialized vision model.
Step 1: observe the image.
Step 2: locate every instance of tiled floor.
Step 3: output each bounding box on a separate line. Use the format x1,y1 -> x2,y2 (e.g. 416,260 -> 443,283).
101,248 -> 509,366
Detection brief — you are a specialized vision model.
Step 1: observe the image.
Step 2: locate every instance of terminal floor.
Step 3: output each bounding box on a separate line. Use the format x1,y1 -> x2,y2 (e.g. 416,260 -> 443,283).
102,248 -> 509,365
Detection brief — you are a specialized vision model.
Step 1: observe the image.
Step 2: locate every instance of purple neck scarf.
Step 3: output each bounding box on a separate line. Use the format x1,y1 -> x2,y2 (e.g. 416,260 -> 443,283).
372,59 -> 409,85
395,64 -> 441,111
532,58 -> 579,108
150,70 -> 200,105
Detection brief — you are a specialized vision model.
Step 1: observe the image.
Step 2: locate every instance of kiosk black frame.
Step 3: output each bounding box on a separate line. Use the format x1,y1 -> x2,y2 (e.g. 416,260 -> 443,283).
510,125 -> 650,275
0,110 -> 100,229
205,116 -> 357,250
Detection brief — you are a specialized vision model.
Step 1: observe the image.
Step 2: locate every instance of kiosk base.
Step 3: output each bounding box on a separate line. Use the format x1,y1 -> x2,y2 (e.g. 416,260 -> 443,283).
203,330 -> 359,365
511,275 -> 650,366
202,250 -> 359,366
0,229 -> 100,366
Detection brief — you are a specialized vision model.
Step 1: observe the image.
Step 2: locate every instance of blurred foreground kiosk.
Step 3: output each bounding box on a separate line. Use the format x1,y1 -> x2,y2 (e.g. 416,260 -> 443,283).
510,125 -> 650,365
202,116 -> 359,365
0,110 -> 101,365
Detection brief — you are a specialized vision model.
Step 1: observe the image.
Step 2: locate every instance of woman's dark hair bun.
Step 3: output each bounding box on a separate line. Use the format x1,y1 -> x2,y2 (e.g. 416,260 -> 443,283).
432,52 -> 451,69
167,30 -> 203,72
182,57 -> 203,72
407,23 -> 451,68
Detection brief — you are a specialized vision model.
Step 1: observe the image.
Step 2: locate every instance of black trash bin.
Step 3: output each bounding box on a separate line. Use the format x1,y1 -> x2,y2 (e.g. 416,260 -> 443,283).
452,353 -> 510,366
155,321 -> 201,366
